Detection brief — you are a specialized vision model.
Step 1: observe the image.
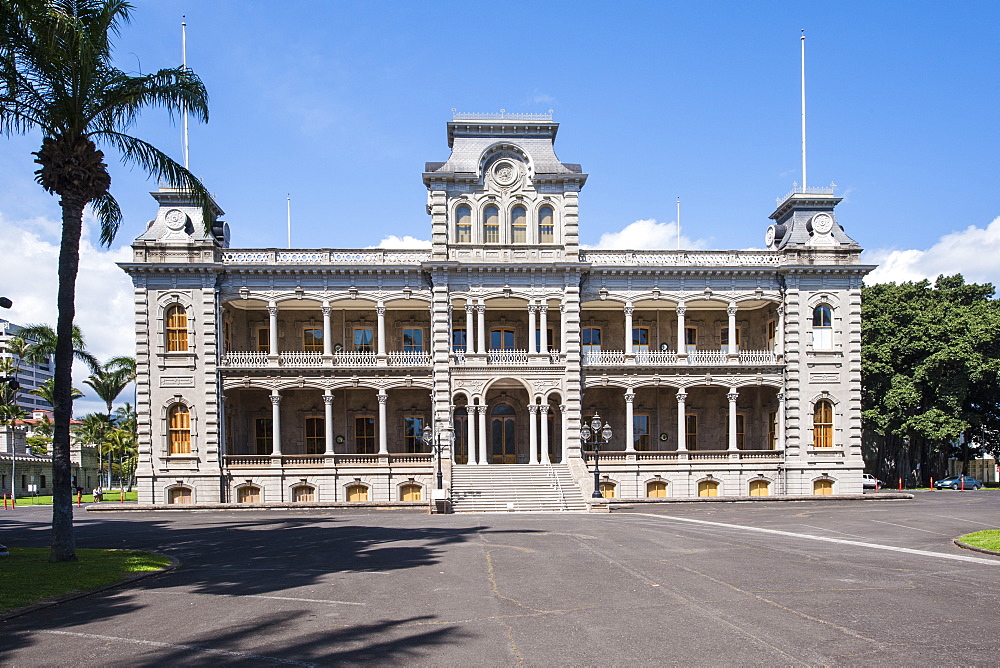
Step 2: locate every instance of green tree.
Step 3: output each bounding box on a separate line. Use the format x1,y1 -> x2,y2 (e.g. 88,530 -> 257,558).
29,378 -> 84,408
862,275 -> 1000,484
26,413 -> 53,454
1,0 -> 212,561
84,356 -> 134,488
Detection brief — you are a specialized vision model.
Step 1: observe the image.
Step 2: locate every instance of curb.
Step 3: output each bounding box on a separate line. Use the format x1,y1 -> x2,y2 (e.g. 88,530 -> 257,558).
594,492 -> 914,510
0,552 -> 179,622
953,539 -> 1000,557
86,501 -> 427,512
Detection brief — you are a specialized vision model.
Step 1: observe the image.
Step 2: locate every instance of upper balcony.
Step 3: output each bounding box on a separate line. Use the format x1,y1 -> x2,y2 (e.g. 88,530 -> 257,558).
221,350 -> 432,370
581,348 -> 779,368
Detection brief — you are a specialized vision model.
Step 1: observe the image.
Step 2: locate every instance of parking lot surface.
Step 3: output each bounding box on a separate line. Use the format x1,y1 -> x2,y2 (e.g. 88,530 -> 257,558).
2,491 -> 999,665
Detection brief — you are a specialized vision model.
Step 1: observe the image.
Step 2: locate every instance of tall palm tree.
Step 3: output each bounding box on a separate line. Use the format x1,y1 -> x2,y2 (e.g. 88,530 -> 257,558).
14,325 -> 99,373
30,378 -> 84,407
1,1 -> 212,561
84,357 -> 132,488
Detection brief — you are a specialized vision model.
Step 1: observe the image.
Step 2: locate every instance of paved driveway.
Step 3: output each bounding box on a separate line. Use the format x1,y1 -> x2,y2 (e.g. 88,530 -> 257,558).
2,492 -> 998,665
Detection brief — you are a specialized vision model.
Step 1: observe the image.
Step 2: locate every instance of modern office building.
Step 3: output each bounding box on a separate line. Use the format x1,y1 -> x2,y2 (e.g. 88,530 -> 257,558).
121,114 -> 872,508
0,318 -> 55,412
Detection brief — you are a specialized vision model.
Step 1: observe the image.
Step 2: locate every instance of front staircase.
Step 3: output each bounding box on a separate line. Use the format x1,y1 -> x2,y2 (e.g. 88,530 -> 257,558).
450,464 -> 588,512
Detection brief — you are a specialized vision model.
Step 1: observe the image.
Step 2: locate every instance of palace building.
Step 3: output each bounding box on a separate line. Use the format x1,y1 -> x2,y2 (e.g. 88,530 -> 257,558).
121,114 -> 872,508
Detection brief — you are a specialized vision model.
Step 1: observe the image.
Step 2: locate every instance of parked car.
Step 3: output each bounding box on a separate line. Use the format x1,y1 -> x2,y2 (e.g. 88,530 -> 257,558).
933,475 -> 982,490
862,474 -> 884,490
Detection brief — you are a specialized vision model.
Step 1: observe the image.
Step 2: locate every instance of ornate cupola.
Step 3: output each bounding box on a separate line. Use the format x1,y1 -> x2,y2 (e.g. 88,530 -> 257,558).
764,185 -> 858,251
423,112 -> 587,263
131,187 -> 228,264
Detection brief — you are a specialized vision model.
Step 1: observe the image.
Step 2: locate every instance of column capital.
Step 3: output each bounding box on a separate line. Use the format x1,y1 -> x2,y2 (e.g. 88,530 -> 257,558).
776,305 -> 784,316
539,404 -> 550,415
727,304 -> 738,316
476,304 -> 486,313
465,303 -> 475,313
527,304 -> 538,313
376,305 -> 386,316
727,391 -> 739,403
528,404 -> 539,414
538,304 -> 548,314
624,305 -> 634,316
267,305 -> 278,317
322,393 -> 334,406
776,392 -> 785,402
675,391 -> 687,402
269,393 -> 282,406
624,391 -> 635,403
676,305 -> 687,316
377,392 -> 387,405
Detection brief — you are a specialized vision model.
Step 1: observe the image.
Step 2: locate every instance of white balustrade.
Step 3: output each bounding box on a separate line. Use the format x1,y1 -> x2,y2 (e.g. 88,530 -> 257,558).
581,350 -> 626,366
279,351 -> 323,367
386,351 -> 432,367
634,350 -> 677,365
738,350 -> 779,364
686,350 -> 730,365
330,351 -> 377,367
221,351 -> 269,368
487,349 -> 529,365
222,249 -> 431,265
451,352 -> 467,365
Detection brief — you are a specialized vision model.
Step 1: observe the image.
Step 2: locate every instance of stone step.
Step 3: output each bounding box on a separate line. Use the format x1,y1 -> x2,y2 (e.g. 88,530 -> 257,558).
451,464 -> 587,512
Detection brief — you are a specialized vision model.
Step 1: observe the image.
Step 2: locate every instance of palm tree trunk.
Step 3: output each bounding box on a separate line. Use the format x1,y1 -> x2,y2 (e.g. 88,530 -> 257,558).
50,198 -> 86,562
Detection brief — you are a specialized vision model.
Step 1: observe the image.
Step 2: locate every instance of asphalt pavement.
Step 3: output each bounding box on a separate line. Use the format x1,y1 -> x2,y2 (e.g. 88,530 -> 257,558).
1,491 -> 998,666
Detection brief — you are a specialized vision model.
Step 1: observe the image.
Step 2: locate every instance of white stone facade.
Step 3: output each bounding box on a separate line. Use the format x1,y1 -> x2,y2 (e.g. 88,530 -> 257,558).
121,115 -> 872,506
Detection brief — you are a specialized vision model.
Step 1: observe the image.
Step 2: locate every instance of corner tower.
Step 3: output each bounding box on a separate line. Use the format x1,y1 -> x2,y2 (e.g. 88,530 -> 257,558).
423,113 -> 587,262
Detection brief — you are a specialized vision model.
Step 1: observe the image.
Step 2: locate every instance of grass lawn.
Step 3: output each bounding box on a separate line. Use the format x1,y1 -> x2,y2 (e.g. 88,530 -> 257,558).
6,490 -> 138,505
0,548 -> 171,613
957,530 -> 1000,552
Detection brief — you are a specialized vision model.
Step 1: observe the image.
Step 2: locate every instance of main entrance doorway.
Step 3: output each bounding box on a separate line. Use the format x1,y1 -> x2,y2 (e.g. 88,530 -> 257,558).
491,404 -> 517,463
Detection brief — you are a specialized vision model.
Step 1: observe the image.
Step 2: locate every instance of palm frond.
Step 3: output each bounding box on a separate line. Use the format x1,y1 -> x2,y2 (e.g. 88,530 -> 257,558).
91,190 -> 122,246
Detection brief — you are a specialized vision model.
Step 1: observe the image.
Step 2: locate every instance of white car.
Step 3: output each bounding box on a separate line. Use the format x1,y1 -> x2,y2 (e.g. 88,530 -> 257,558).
862,474 -> 884,490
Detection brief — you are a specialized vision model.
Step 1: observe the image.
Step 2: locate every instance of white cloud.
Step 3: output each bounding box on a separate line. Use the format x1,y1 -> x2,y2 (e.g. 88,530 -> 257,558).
583,218 -> 710,250
0,209 -> 135,417
369,235 -> 431,249
864,215 -> 1000,286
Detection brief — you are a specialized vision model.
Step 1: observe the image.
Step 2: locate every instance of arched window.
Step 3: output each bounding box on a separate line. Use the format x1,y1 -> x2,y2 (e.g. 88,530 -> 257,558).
599,481 -> 616,498
292,485 -> 315,502
165,304 -> 188,352
812,304 -> 833,349
511,206 -> 527,243
814,479 -> 833,495
538,205 -> 554,243
456,205 -> 471,243
237,485 -> 261,503
168,405 -> 191,454
168,487 -> 192,504
400,483 -> 422,501
813,400 -> 834,448
484,205 -> 500,243
698,480 -> 719,497
647,480 -> 667,498
749,480 -> 769,497
347,484 -> 369,502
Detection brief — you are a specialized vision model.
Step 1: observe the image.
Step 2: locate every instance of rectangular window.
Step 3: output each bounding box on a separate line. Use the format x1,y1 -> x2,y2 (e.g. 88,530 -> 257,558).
169,407 -> 192,454
633,414 -> 650,451
353,327 -> 374,353
452,328 -> 467,352
767,319 -> 777,352
632,327 -> 650,352
512,207 -> 527,243
40,475 -> 46,489
720,327 -> 741,354
254,418 -> 273,455
582,327 -> 602,354
684,326 -> 698,354
303,327 -> 323,352
166,306 -> 188,352
768,410 -> 777,450
456,206 -> 471,243
404,416 -> 424,453
402,328 -> 424,353
685,414 -> 698,450
538,206 -> 554,243
256,327 -> 269,353
304,417 -> 324,454
484,207 -> 500,243
355,416 -> 375,454
490,328 -> 515,350
725,414 -> 746,449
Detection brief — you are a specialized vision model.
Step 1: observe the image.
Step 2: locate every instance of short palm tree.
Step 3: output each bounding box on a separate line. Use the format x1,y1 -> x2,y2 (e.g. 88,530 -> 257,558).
84,357 -> 133,488
1,1 -> 212,561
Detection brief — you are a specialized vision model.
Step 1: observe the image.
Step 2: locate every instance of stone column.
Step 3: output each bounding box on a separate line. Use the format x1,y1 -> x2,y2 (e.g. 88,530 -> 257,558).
728,388 -> 739,451
676,305 -> 687,357
376,303 -> 387,357
268,303 -> 279,357
559,404 -> 568,463
727,303 -> 738,358
377,391 -> 388,455
776,305 -> 785,358
624,391 -> 636,452
477,405 -> 488,465
465,303 -> 475,354
322,303 -> 332,357
477,302 -> 486,355
539,404 -> 551,464
676,391 -> 687,451
467,403 -> 478,464
777,391 -> 786,451
539,304 -> 549,354
323,391 -> 335,454
624,304 -> 634,356
528,304 -> 538,354
528,404 -> 539,464
270,390 -> 282,456
559,303 -> 567,353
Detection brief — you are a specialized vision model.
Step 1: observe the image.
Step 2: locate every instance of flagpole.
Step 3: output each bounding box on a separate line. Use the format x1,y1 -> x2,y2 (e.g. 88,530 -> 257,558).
800,29 -> 806,191
182,16 -> 189,170
676,197 -> 681,250
287,195 -> 292,249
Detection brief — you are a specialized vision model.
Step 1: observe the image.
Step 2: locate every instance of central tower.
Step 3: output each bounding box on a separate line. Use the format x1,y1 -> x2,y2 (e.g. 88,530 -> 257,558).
423,113 -> 588,262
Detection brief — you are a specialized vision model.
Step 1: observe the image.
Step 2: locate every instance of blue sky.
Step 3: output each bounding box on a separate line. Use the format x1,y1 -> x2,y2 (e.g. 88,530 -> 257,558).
1,0 -> 998,415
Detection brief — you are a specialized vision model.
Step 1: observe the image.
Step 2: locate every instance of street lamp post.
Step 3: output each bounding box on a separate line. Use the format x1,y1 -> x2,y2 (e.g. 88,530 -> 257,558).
422,424 -> 452,490
580,413 -> 612,499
